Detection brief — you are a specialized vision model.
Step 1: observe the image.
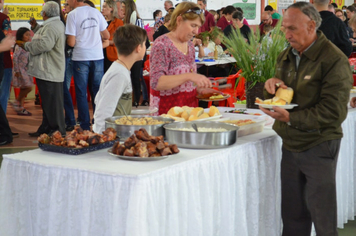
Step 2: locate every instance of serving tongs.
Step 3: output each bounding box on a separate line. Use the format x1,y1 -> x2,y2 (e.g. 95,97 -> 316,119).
191,123 -> 198,132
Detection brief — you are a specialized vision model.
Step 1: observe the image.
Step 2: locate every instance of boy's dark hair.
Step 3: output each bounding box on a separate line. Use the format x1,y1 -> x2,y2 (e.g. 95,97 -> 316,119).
264,5 -> 274,11
223,5 -> 236,15
16,27 -> 30,41
113,25 -> 147,56
232,10 -> 243,21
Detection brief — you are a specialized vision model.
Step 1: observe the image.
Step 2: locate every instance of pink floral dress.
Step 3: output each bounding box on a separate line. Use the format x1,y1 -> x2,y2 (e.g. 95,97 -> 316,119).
12,45 -> 33,88
150,34 -> 198,115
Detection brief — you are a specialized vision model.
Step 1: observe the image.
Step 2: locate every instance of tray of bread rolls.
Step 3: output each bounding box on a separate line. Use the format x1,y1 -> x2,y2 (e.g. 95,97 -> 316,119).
160,106 -> 222,122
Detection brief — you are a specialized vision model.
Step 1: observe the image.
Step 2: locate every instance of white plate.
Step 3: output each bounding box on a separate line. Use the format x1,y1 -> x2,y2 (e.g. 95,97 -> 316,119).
255,103 -> 298,110
131,107 -> 158,115
350,89 -> 356,94
108,148 -> 171,161
197,94 -> 231,102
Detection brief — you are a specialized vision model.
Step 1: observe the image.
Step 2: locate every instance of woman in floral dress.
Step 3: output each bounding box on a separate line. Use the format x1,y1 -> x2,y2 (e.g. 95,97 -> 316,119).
150,2 -> 217,115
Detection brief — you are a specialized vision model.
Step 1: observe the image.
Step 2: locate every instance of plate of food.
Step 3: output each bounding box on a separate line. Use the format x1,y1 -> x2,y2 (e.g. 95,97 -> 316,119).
161,106 -> 222,122
108,128 -> 180,161
255,103 -> 298,109
196,93 -> 230,102
37,127 -> 118,155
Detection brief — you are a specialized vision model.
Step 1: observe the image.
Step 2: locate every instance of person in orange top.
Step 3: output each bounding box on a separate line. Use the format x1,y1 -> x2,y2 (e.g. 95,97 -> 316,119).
102,0 -> 124,72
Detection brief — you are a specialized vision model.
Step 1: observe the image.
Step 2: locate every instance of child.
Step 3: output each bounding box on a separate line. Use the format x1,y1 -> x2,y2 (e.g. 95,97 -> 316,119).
153,10 -> 163,31
93,25 -> 147,133
11,27 -> 33,116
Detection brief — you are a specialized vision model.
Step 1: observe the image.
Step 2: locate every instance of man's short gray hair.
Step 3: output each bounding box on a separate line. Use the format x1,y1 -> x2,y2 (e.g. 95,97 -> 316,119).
198,0 -> 207,5
42,1 -> 60,17
287,2 -> 322,29
313,0 -> 330,6
165,0 -> 173,7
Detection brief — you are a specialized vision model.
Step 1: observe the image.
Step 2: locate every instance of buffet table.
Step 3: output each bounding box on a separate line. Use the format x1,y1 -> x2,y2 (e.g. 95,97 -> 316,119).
0,130 -> 283,236
1,109 -> 356,235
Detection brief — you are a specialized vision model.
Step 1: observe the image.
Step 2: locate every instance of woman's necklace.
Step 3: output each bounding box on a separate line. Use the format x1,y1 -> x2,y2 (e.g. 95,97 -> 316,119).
177,42 -> 188,55
170,33 -> 188,55
117,58 -> 130,71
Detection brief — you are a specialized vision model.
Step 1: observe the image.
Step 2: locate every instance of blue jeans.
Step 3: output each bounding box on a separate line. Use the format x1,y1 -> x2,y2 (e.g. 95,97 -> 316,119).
140,68 -> 148,101
72,60 -> 103,130
0,68 -> 12,112
63,57 -> 76,127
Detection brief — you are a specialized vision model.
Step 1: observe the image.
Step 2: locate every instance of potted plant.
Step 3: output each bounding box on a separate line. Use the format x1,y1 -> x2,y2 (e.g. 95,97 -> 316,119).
223,21 -> 287,108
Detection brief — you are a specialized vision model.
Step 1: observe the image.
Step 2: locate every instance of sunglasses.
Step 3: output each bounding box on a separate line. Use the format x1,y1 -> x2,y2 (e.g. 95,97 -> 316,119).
183,8 -> 202,15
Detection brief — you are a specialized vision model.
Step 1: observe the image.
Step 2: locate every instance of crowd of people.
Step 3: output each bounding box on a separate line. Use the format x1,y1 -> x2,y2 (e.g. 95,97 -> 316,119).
1,0 -> 356,235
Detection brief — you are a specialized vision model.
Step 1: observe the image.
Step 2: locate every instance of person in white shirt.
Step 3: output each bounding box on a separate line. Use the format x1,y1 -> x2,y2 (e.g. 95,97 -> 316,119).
66,0 -> 109,131
93,25 -> 147,133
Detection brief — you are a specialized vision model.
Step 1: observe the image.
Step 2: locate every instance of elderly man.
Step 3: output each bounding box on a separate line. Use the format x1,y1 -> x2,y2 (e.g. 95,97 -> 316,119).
197,0 -> 215,33
260,2 -> 352,235
259,11 -> 278,36
312,0 -> 352,57
164,0 -> 174,12
25,1 -> 66,137
66,0 -> 109,131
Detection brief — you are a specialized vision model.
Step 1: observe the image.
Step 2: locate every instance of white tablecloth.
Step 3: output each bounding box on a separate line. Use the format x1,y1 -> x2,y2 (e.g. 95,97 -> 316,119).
1,108 -> 356,235
0,130 -> 282,236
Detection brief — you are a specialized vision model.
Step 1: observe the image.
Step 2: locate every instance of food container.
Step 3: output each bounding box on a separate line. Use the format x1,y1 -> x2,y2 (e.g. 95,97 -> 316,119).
164,121 -> 239,149
105,115 -> 174,140
233,103 -> 247,109
131,107 -> 158,115
220,113 -> 266,137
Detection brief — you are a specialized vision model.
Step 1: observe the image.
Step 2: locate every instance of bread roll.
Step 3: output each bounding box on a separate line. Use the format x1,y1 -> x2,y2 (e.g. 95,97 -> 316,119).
272,97 -> 286,105
167,106 -> 184,117
275,87 -> 293,104
181,110 -> 189,121
208,106 -> 220,117
198,113 -> 210,119
190,107 -> 204,117
188,115 -> 199,121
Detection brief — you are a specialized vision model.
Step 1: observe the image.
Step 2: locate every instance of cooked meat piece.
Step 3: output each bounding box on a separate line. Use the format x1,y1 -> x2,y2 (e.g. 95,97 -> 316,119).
156,141 -> 165,150
150,152 -> 162,157
38,134 -> 50,144
160,147 -> 172,156
52,131 -> 62,140
117,145 -> 126,155
169,144 -> 180,154
67,140 -> 77,148
135,130 -> 151,141
50,139 -> 62,146
134,141 -> 148,157
123,148 -> 134,156
87,135 -> 101,145
164,142 -> 169,147
76,133 -> 88,141
65,136 -> 77,147
103,127 -> 117,141
147,142 -> 158,155
150,135 -> 164,144
112,141 -> 120,154
79,140 -> 89,147
124,134 -> 138,148
73,126 -> 83,133
140,128 -> 150,138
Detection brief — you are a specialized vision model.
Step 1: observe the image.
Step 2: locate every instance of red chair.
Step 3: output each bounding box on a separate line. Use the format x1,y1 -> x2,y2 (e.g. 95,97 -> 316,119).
143,59 -> 150,98
348,58 -> 356,86
207,70 -> 245,107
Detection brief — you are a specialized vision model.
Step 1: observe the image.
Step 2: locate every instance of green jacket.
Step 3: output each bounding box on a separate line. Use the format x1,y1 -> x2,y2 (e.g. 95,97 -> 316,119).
268,31 -> 353,152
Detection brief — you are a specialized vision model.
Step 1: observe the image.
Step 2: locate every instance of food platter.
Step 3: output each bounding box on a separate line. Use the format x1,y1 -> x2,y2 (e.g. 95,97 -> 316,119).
108,148 -> 172,161
38,139 -> 118,155
197,93 -> 230,102
255,103 -> 298,110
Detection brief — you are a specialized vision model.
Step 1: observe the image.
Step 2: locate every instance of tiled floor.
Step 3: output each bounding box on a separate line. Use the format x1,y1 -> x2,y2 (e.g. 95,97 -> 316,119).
0,97 -> 355,235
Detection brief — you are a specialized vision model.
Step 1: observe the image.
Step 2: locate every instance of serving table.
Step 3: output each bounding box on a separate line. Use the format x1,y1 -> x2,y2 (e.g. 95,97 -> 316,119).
1,108 -> 356,235
0,130 -> 282,236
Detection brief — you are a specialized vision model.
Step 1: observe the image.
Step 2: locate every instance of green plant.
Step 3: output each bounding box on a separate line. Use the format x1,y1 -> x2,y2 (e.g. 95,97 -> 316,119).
223,21 -> 287,90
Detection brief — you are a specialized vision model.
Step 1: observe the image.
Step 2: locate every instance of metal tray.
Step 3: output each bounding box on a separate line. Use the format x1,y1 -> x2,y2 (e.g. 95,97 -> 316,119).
164,121 -> 239,149
38,139 -> 118,155
105,115 -> 174,140
108,148 -> 172,161
131,107 -> 158,115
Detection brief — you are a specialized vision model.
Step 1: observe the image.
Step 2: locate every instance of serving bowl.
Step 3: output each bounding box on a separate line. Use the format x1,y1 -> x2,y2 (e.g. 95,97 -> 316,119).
164,121 -> 239,149
105,115 -> 174,140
